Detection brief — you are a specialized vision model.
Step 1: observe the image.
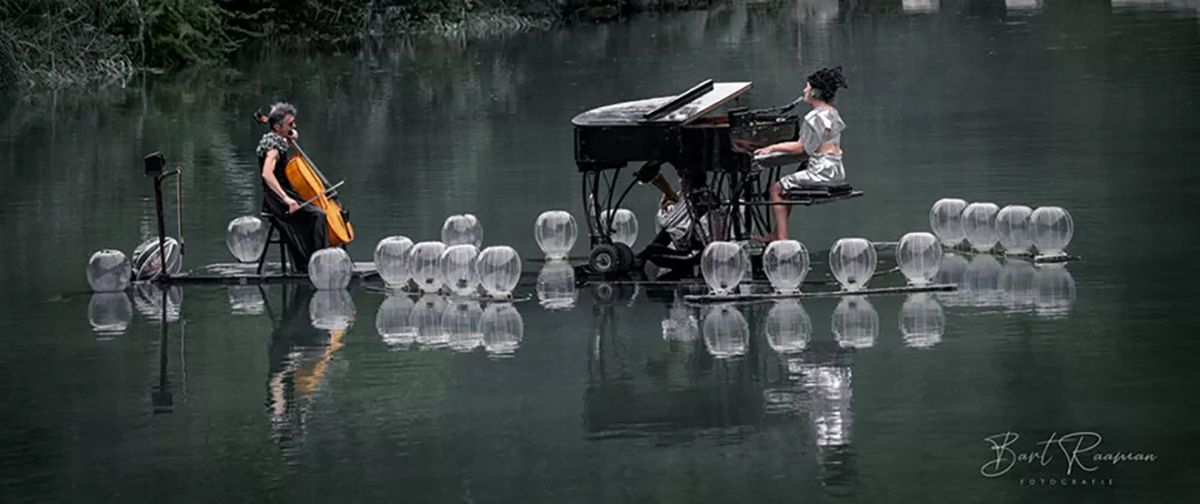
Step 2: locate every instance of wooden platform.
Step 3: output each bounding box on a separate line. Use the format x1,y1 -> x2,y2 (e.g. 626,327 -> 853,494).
683,283 -> 956,304
162,262 -> 379,285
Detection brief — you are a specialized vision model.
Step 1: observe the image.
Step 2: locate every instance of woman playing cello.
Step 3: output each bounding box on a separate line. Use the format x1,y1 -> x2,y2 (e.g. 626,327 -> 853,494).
257,103 -> 328,272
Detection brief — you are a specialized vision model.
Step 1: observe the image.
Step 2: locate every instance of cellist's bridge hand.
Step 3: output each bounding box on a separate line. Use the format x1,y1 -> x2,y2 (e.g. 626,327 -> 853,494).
284,196 -> 301,214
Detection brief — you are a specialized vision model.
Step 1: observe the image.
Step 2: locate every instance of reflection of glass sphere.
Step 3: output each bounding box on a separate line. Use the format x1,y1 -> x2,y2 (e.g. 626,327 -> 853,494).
477,246 -> 521,299
133,283 -> 183,323
766,300 -> 812,354
832,296 -> 878,349
661,300 -> 699,343
963,254 -> 1004,307
900,293 -> 944,348
309,289 -> 355,331
228,285 -> 265,315
536,260 -> 577,310
1031,207 -> 1074,256
933,253 -> 970,307
442,300 -> 483,352
962,202 -> 1000,252
930,198 -> 968,247
411,294 -> 448,347
131,237 -> 183,280
439,244 -> 480,297
87,249 -> 131,292
442,214 -> 483,248
88,292 -> 132,336
897,232 -> 942,286
410,242 -> 447,293
701,241 -> 749,295
376,294 -> 417,348
702,304 -> 749,358
830,238 -> 877,292
764,240 -> 810,294
374,236 -> 414,289
1034,264 -> 1075,318
601,208 -> 639,247
481,303 -> 524,357
308,247 -> 354,290
996,205 -> 1034,256
226,216 -> 267,263
535,211 -> 578,260
998,259 -> 1037,311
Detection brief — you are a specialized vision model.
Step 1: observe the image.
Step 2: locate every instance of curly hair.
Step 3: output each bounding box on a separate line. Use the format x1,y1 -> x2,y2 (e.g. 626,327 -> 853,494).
807,67 -> 848,103
267,102 -> 297,128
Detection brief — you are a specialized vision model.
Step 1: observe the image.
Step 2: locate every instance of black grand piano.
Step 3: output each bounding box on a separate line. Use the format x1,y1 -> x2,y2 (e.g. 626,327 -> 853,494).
571,79 -> 862,276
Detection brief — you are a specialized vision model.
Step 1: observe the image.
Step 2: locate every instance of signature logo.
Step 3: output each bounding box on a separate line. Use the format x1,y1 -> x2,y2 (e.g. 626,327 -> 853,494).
980,431 -> 1157,478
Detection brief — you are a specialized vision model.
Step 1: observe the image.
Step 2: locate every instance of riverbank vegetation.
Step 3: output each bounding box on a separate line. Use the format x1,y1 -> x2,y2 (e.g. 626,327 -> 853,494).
0,0 -> 723,90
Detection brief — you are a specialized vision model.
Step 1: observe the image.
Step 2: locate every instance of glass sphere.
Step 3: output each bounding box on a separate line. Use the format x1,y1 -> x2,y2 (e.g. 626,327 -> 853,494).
228,285 -> 265,315
374,236 -> 414,289
601,208 -> 639,247
131,237 -> 183,280
963,254 -> 1003,307
962,202 -> 1000,252
439,244 -> 480,297
1034,264 -> 1075,318
88,292 -> 132,336
996,205 -> 1034,256
897,232 -> 942,286
765,300 -> 812,355
832,296 -> 878,349
930,198 -> 968,247
829,238 -> 877,292
411,294 -> 448,347
87,249 -> 131,292
702,304 -> 749,359
536,260 -> 577,310
933,253 -> 970,307
535,211 -> 578,260
701,241 -> 749,295
477,246 -> 521,299
900,293 -> 945,349
442,214 -> 483,248
308,247 -> 353,290
376,294 -> 417,348
410,241 -> 447,294
764,240 -> 810,294
226,216 -> 267,263
442,300 -> 483,353
132,283 -> 183,323
481,302 -> 524,357
1030,206 -> 1074,256
309,289 -> 355,331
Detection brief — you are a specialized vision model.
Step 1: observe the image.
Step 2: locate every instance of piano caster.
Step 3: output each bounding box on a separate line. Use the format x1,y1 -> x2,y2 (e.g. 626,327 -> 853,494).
588,242 -> 636,275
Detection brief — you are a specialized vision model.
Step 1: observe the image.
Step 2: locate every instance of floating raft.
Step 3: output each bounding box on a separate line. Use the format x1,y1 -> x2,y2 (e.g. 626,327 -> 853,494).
161,262 -> 379,285
683,283 -> 957,304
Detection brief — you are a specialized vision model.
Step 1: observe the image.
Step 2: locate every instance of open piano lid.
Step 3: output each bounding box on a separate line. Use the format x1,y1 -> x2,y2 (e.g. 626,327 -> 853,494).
571,80 -> 753,127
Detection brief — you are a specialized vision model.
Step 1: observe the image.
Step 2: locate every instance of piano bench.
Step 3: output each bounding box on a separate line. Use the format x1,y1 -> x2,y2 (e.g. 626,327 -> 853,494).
777,184 -> 863,206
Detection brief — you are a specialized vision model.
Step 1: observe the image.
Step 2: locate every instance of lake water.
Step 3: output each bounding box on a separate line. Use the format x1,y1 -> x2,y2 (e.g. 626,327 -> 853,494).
2,0 -> 1198,501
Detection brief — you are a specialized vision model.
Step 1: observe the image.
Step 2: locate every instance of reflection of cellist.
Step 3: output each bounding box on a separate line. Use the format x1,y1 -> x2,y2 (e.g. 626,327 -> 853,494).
256,103 -> 327,272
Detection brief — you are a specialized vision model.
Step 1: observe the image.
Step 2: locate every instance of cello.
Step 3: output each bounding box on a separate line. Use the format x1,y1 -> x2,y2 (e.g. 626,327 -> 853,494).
254,110 -> 355,247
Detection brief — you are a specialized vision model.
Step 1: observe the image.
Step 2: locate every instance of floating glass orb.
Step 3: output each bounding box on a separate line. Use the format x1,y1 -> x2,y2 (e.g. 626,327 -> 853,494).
897,232 -> 942,286
962,202 -> 1000,252
309,289 -> 355,331
805,365 -> 853,447
764,240 -> 810,294
765,300 -> 812,355
661,298 -> 699,343
374,236 -> 414,289
536,260 -> 577,310
900,293 -> 945,349
701,241 -> 749,295
88,292 -> 132,336
702,304 -> 749,359
1034,264 -> 1075,318
131,237 -> 183,280
930,198 -> 968,247
308,247 -> 353,290
477,246 -> 521,299
442,300 -> 483,353
535,211 -> 578,260
439,244 -> 480,297
410,241 -> 447,293
832,296 -> 878,349
481,303 -> 524,357
376,294 -> 417,348
996,205 -> 1034,256
1030,206 -> 1074,256
829,238 -> 877,292
998,259 -> 1037,311
226,216 -> 267,263
228,285 -> 265,315
133,283 -> 183,323
411,294 -> 449,347
601,208 -> 639,247
442,214 -> 483,248
86,249 -> 131,292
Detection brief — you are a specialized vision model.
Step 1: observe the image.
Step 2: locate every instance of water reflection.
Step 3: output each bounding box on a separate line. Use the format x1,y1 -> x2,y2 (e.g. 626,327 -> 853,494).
832,296 -> 878,349
228,285 -> 266,316
1006,0 -> 1043,11
536,260 -> 577,310
933,253 -> 970,307
997,259 -> 1037,312
133,283 -> 183,323
88,292 -> 132,337
412,294 -> 449,348
309,290 -> 355,331
266,285 -> 347,448
661,294 -> 700,344
376,294 -> 417,349
899,293 -> 945,348
480,302 -> 523,358
903,0 -> 939,13
443,299 -> 484,353
1034,264 -> 1076,318
702,304 -> 750,359
962,254 -> 1004,309
765,300 -> 813,355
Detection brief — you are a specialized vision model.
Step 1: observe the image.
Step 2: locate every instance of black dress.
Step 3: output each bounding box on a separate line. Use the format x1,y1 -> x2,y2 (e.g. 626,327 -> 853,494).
256,132 -> 328,272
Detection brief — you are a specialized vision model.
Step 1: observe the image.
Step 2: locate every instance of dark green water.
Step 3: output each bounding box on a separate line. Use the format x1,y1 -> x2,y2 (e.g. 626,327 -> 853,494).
2,0 -> 1199,501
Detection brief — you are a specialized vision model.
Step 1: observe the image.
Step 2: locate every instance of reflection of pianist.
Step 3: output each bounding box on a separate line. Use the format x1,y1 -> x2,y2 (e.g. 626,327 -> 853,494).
266,285 -> 346,445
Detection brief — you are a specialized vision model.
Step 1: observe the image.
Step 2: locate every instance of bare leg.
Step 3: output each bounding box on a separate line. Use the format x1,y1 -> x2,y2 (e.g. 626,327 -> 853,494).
754,182 -> 789,243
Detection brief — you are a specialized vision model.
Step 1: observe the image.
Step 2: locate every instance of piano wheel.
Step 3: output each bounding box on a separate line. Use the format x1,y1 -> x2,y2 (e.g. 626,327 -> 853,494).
614,243 -> 636,273
589,244 -> 621,275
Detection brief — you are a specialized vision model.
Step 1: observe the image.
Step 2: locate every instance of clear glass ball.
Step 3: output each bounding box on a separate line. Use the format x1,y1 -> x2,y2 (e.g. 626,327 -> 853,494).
829,238 -> 877,292
411,294 -> 448,347
702,304 -> 749,359
900,293 -> 944,348
1034,264 -> 1075,318
376,294 -> 417,348
764,240 -> 810,294
477,246 -> 521,299
765,300 -> 812,355
374,236 -> 414,289
442,214 -> 483,248
1030,206 -> 1074,256
832,296 -> 878,349
535,211 -> 578,260
226,216 -> 267,263
439,244 -> 480,297
996,205 -> 1034,256
930,198 -> 968,247
701,241 -> 749,295
131,237 -> 183,280
308,247 -> 353,290
481,302 -> 524,358
601,208 -> 639,247
88,292 -> 132,336
897,232 -> 942,286
410,241 -> 447,294
442,300 -> 483,353
536,260 -> 577,310
962,202 -> 1000,252
87,249 -> 131,292
309,288 -> 355,331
